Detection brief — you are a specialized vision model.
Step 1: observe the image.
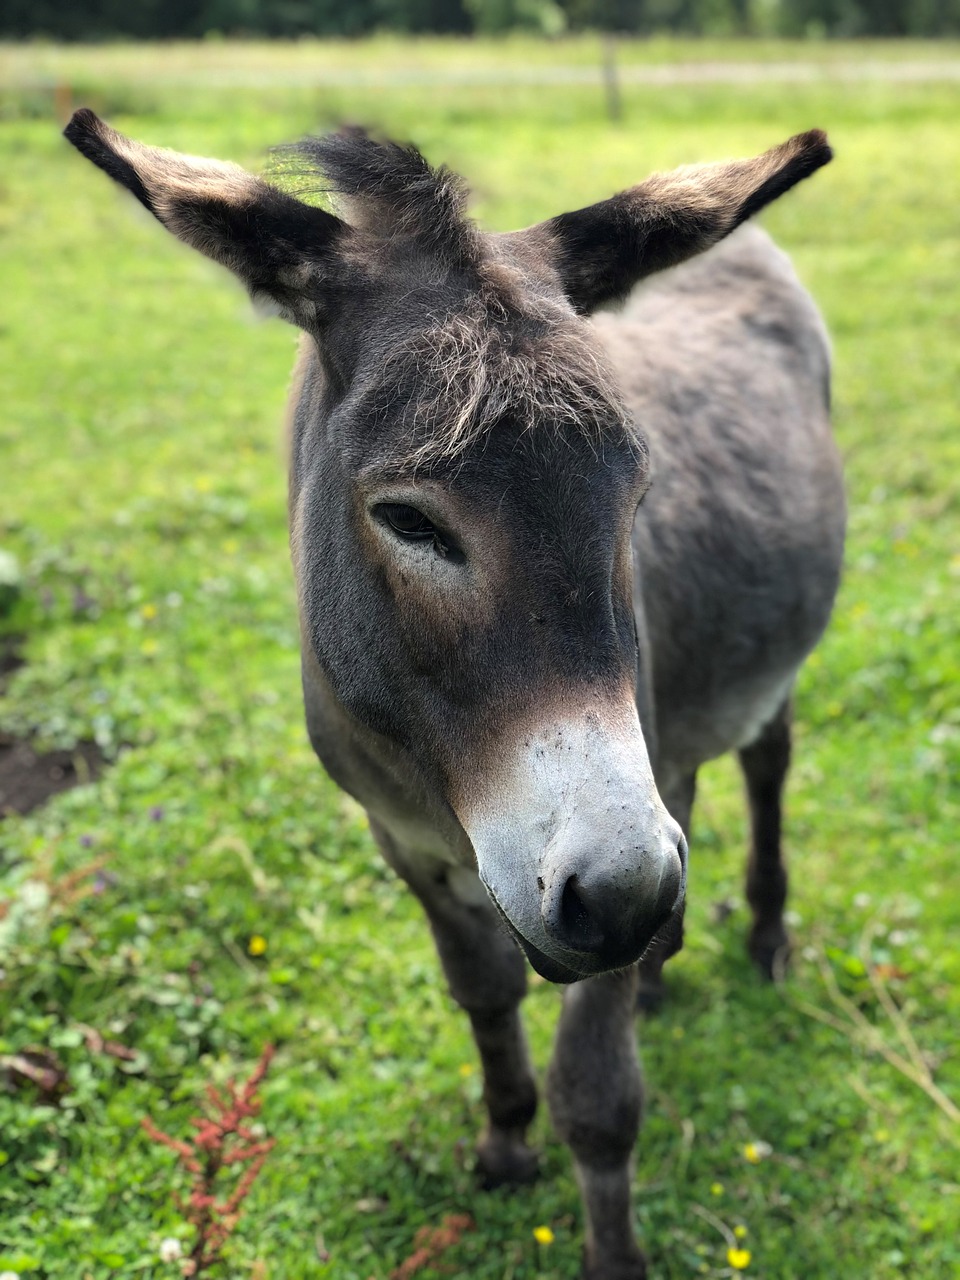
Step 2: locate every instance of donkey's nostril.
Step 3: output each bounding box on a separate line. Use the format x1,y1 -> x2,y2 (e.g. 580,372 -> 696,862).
539,836 -> 683,964
554,875 -> 605,952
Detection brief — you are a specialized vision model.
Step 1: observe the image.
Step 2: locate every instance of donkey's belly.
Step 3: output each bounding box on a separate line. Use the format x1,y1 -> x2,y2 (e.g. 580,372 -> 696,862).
633,442 -> 843,782
633,454 -> 842,780
652,662 -> 796,784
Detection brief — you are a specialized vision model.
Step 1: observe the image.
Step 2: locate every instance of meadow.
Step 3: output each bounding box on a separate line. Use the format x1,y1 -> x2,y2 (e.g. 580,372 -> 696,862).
1,35 -> 958,1280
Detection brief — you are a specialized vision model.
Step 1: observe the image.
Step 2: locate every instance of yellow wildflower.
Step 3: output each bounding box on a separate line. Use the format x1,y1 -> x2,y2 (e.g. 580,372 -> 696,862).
248,935 -> 268,956
727,1246 -> 751,1270
734,1225 -> 748,1240
140,603 -> 158,621
532,1225 -> 555,1246
710,1182 -> 724,1196
458,1063 -> 474,1078
742,1140 -> 772,1164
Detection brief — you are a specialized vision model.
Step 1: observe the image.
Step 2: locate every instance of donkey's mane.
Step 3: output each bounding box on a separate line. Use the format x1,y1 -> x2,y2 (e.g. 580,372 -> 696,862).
284,129 -> 477,264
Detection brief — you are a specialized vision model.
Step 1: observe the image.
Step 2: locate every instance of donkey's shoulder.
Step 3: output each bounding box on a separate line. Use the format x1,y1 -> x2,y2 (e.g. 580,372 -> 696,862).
595,225 -> 830,425
618,224 -> 826,352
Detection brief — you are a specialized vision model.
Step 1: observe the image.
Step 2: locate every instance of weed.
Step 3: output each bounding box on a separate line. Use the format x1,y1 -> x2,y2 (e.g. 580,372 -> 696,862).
142,1045 -> 276,1276
389,1213 -> 474,1279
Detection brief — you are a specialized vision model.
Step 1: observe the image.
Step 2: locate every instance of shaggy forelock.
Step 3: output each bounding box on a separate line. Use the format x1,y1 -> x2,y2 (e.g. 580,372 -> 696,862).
275,128 -> 643,467
277,128 -> 477,265
377,287 -> 644,468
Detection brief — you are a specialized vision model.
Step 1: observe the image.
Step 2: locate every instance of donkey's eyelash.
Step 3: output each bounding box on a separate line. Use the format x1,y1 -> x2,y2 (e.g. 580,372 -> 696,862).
377,503 -> 437,538
374,503 -> 463,562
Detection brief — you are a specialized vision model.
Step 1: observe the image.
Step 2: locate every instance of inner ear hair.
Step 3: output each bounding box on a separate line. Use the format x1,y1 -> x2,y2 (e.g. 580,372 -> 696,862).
64,108 -> 347,326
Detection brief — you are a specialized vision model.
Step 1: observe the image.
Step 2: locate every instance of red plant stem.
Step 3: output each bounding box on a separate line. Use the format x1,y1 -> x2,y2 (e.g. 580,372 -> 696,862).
142,1044 -> 277,1277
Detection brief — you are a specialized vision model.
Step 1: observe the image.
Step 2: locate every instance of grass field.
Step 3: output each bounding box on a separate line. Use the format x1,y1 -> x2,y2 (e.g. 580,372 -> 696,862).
1,35 -> 959,1280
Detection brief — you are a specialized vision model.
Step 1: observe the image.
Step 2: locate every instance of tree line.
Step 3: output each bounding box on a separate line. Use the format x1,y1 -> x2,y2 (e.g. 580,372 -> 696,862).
3,0 -> 958,40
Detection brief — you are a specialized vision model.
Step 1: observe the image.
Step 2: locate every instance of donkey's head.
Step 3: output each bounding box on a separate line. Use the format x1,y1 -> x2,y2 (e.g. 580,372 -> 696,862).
66,111 -> 830,982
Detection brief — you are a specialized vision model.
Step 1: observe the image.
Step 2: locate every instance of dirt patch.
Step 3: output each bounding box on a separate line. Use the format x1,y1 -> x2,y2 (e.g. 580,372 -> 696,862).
0,635 -> 24,680
0,636 -> 107,817
0,735 -> 106,817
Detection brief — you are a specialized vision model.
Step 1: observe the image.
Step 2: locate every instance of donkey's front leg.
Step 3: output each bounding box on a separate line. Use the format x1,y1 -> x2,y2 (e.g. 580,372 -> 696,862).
548,967 -> 646,1280
421,870 -> 540,1186
373,827 -> 539,1187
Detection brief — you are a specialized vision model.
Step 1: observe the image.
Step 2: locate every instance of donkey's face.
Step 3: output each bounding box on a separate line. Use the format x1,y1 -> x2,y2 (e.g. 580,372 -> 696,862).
65,113 -> 831,981
293,252 -> 671,981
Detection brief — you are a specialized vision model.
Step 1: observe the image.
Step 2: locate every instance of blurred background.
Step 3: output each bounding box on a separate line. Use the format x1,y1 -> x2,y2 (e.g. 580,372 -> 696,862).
1,8 -> 958,1280
2,0 -> 960,39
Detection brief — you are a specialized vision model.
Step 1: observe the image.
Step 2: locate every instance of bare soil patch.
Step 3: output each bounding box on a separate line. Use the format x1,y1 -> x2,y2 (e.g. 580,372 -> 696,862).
0,734 -> 106,817
0,637 -> 107,817
0,637 -> 24,681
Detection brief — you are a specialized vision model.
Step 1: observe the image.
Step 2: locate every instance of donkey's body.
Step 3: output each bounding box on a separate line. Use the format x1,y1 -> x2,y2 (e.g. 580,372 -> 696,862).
66,111 -> 843,1278
618,224 -> 841,786
609,224 -> 844,993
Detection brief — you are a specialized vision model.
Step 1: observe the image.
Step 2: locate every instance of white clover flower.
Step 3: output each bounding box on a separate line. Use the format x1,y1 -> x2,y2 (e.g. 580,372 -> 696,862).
0,1270 -> 21,1280
159,1238 -> 183,1263
19,880 -> 49,913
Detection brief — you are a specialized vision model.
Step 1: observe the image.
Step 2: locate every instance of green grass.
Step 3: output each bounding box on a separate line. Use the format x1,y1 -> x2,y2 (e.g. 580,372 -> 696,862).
1,36 -> 959,1280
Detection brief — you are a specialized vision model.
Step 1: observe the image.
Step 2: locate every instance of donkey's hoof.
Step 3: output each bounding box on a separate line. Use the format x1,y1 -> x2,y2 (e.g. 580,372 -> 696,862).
748,925 -> 791,982
476,1133 -> 539,1189
581,1247 -> 648,1280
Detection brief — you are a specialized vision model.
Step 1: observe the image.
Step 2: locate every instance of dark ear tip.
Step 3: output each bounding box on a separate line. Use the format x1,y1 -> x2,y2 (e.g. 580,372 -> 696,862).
794,128 -> 834,170
63,107 -> 104,146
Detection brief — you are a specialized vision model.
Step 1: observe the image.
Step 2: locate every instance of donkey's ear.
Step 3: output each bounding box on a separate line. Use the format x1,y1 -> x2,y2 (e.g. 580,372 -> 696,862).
507,130 -> 832,315
64,109 -> 347,327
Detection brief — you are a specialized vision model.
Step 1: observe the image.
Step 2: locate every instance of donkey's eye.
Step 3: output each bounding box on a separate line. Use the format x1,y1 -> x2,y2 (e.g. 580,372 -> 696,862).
375,502 -> 462,562
379,503 -> 436,540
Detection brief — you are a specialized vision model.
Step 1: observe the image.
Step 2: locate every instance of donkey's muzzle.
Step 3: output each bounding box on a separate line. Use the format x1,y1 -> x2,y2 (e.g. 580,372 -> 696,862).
477,820 -> 687,984
538,832 -> 686,973
461,702 -> 687,983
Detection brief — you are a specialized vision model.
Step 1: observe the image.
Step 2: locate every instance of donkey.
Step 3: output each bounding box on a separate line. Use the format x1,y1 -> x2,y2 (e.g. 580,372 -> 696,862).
65,109 -> 844,1279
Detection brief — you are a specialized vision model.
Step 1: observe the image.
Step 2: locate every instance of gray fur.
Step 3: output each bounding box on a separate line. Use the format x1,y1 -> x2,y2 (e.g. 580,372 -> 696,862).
64,112 -> 843,1279
609,225 -> 843,788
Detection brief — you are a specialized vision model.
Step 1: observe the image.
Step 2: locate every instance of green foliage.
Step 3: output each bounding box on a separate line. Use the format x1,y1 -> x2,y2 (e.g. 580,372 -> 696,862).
1,36 -> 959,1280
2,0 -> 960,37
0,0 -> 472,39
465,0 -> 568,36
